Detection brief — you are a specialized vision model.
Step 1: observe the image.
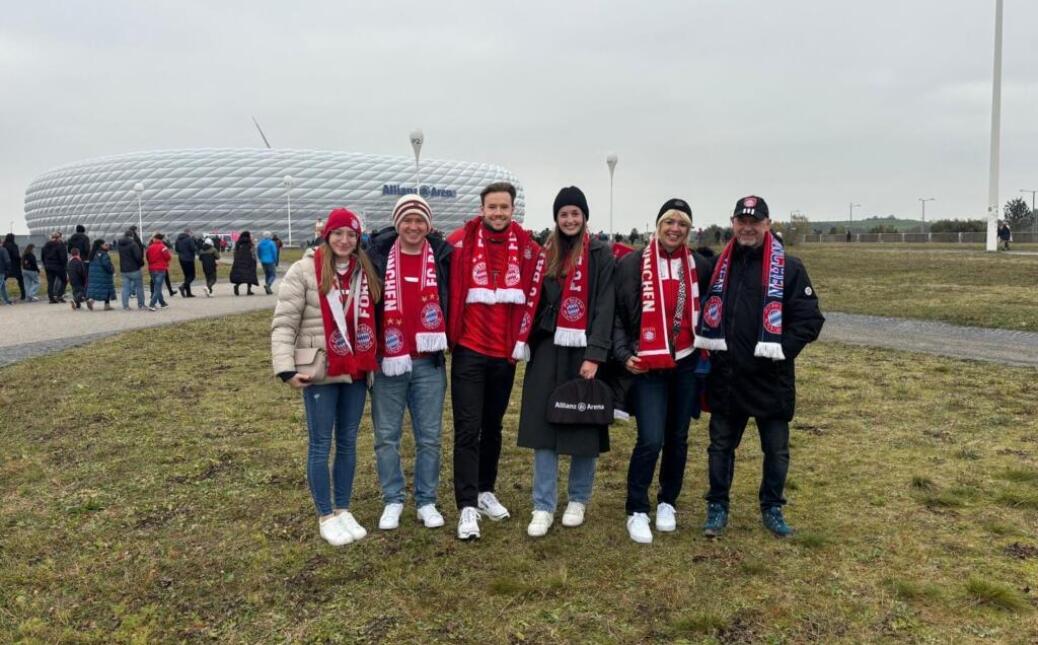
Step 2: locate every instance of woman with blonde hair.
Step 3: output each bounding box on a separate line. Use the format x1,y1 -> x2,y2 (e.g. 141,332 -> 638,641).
271,208 -> 383,546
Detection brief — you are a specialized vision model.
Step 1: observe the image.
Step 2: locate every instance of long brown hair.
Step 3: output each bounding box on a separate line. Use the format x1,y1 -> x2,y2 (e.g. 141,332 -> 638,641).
317,238 -> 382,303
544,224 -> 586,280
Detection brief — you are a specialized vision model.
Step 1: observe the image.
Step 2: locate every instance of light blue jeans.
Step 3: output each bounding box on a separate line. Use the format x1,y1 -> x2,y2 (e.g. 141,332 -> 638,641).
121,270 -> 145,309
532,449 -> 597,513
23,270 -> 40,300
0,273 -> 10,304
148,271 -> 167,307
302,381 -> 367,516
371,357 -> 446,507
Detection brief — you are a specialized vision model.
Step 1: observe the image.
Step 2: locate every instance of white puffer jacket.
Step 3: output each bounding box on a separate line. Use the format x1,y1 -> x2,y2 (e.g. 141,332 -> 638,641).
271,249 -> 338,380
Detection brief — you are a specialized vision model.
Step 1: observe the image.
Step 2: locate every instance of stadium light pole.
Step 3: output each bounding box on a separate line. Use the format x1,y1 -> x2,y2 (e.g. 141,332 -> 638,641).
283,175 -> 294,247
918,198 -> 935,232
410,129 -> 424,196
1021,189 -> 1037,237
849,202 -> 861,226
986,0 -> 1004,252
133,182 -> 144,238
606,153 -> 618,237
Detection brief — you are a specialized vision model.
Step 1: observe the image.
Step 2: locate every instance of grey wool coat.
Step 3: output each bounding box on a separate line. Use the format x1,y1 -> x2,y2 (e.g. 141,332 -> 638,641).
516,238 -> 615,457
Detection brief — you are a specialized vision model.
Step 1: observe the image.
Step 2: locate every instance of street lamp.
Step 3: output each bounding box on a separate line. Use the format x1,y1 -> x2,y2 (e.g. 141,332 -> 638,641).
133,182 -> 144,238
918,198 -> 935,232
606,153 -> 618,237
283,175 -> 294,246
849,202 -> 861,225
1021,189 -> 1037,237
410,129 -> 424,196
986,0 -> 1004,252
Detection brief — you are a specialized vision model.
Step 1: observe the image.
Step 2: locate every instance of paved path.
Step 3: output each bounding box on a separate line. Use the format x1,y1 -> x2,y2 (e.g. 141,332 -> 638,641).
0,281 -> 278,368
821,312 -> 1038,368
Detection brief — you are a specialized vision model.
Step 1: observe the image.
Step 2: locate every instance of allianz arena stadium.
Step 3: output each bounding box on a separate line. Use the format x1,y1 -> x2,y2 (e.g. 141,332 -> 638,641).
23,148 -> 525,243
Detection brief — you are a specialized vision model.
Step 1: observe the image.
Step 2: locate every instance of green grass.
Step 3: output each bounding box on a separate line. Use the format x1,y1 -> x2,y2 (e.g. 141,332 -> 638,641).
2,312 -> 1038,641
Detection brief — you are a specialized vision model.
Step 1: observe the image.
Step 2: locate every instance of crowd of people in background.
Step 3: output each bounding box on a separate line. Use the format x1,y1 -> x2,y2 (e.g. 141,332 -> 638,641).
0,225 -> 283,309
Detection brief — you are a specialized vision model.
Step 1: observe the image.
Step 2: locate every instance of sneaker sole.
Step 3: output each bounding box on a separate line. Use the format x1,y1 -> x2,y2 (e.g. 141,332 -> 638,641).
478,509 -> 510,521
656,524 -> 676,532
457,531 -> 481,540
703,528 -> 724,538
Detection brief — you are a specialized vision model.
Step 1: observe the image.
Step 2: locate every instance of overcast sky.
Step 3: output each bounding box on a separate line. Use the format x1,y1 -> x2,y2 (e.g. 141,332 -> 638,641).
3,1 -> 1037,234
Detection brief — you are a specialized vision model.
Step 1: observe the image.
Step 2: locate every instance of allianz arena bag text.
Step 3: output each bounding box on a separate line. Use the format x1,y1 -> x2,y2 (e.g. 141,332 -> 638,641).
546,378 -> 614,426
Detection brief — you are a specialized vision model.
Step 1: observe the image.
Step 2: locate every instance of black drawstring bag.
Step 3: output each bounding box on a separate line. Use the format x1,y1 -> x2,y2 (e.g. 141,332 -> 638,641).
546,378 -> 614,426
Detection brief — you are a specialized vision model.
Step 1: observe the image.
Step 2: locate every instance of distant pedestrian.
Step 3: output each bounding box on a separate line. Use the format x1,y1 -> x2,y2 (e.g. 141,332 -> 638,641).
273,235 -> 283,262
67,225 -> 91,266
257,231 -> 279,295
0,242 -> 13,305
714,229 -> 722,244
117,228 -> 146,310
174,228 -> 199,297
198,238 -> 219,296
41,231 -> 68,304
146,233 -> 172,310
67,248 -> 88,310
86,239 -> 116,310
998,221 -> 1012,251
3,234 -> 25,301
230,230 -> 259,295
21,243 -> 41,302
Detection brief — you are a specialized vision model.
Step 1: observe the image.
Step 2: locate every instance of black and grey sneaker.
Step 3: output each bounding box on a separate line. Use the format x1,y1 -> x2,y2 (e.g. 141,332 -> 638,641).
761,506 -> 793,538
703,502 -> 728,537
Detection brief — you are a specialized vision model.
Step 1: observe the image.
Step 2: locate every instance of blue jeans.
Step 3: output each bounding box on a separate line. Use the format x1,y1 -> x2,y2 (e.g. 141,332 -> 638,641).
302,381 -> 367,516
0,273 -> 10,304
371,357 -> 446,507
23,270 -> 40,300
532,449 -> 597,513
121,270 -> 145,309
148,271 -> 167,307
262,263 -> 277,287
625,356 -> 700,514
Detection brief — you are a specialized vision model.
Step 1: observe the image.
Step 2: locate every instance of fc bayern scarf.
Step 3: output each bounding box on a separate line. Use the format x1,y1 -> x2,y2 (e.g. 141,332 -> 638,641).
380,239 -> 448,376
466,223 -> 525,305
512,232 -> 590,361
314,248 -> 378,378
695,231 -> 785,361
636,236 -> 700,370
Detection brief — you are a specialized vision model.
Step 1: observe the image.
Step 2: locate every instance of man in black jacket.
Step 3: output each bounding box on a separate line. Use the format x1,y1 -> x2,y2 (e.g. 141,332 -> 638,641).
41,231 -> 69,303
67,225 -> 91,265
117,228 -> 146,309
699,196 -> 824,538
174,229 -> 198,297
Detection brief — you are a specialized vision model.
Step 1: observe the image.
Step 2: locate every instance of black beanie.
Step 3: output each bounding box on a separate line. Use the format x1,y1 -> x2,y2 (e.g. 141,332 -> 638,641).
553,186 -> 589,220
76,224 -> 86,233
657,198 -> 692,222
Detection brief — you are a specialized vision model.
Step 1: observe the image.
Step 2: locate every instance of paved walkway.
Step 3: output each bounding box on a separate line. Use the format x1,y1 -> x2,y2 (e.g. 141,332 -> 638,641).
0,281 -> 278,368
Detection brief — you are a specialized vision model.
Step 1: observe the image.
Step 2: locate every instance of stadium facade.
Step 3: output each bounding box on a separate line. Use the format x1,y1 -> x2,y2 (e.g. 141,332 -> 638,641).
23,148 -> 525,243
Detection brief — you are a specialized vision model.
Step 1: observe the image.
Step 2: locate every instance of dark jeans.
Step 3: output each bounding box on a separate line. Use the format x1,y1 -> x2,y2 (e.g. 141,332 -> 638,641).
451,344 -> 516,510
45,270 -> 66,300
706,412 -> 790,511
625,356 -> 699,515
179,259 -> 196,290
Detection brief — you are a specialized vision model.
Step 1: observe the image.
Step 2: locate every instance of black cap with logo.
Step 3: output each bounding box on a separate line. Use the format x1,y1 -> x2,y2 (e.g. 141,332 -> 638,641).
733,195 -> 769,220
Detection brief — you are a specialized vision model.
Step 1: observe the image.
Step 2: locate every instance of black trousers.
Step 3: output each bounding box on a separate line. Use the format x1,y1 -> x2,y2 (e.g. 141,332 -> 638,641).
450,344 -> 516,510
45,270 -> 66,300
179,259 -> 196,290
12,273 -> 25,299
706,412 -> 790,511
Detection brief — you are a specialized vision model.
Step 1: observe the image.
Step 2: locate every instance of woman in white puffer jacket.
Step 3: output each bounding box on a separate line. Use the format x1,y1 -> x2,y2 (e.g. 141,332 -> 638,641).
271,208 -> 382,547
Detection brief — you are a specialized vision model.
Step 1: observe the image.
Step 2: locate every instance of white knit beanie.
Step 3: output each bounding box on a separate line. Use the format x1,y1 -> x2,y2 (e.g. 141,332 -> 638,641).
392,194 -> 433,231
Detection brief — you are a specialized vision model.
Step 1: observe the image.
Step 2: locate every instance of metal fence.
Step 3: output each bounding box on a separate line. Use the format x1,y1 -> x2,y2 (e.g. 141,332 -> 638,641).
800,232 -> 1038,245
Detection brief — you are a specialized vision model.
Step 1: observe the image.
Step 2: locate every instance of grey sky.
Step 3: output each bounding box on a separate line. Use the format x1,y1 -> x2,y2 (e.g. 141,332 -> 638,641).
3,1 -> 1036,234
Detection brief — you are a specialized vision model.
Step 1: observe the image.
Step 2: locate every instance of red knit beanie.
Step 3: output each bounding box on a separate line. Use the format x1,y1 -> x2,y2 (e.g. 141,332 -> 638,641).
322,208 -> 363,238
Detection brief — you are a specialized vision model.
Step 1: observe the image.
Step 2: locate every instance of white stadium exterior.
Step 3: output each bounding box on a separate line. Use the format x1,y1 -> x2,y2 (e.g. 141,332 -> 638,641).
23,148 -> 525,243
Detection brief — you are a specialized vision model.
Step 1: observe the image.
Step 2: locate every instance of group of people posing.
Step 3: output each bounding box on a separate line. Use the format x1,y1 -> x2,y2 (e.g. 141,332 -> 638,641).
270,182 -> 825,547
0,226 -> 283,310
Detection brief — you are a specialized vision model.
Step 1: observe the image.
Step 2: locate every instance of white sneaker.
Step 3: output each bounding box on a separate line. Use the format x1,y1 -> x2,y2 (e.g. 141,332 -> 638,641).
417,504 -> 445,528
477,491 -> 510,521
457,506 -> 481,540
627,513 -> 653,544
337,511 -> 367,541
656,502 -> 677,532
561,501 -> 586,528
319,515 -> 353,546
379,503 -> 404,530
527,510 -> 554,537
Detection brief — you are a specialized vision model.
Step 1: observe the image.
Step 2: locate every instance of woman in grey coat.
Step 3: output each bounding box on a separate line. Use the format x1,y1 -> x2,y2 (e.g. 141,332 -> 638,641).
515,186 -> 615,537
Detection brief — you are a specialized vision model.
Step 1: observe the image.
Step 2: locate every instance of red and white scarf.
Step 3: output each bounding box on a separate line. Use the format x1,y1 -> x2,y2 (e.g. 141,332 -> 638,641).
380,239 -> 448,376
636,236 -> 700,370
465,223 -> 526,305
314,248 -> 378,378
511,232 -> 590,361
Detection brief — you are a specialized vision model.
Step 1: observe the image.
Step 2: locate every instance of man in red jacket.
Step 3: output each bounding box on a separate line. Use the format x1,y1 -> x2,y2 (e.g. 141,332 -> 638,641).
448,181 -> 540,540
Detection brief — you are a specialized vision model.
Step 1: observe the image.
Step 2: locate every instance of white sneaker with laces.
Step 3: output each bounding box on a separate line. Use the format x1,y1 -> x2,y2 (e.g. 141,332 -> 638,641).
337,511 -> 367,541
416,504 -> 445,528
527,510 -> 554,537
477,491 -> 510,521
319,515 -> 353,546
379,503 -> 404,530
457,506 -> 481,540
656,502 -> 677,532
561,501 -> 586,528
627,512 -> 653,544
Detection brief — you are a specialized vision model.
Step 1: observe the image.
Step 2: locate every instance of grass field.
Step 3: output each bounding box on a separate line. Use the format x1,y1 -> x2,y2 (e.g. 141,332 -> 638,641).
2,310 -> 1037,642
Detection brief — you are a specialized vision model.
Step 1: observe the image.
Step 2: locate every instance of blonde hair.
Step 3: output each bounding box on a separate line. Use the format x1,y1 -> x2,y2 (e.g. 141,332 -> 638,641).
544,224 -> 586,280
656,209 -> 692,240
317,239 -> 382,303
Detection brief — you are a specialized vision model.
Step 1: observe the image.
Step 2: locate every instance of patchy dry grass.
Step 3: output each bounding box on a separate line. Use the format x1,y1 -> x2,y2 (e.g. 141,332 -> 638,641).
1,311 -> 1038,642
